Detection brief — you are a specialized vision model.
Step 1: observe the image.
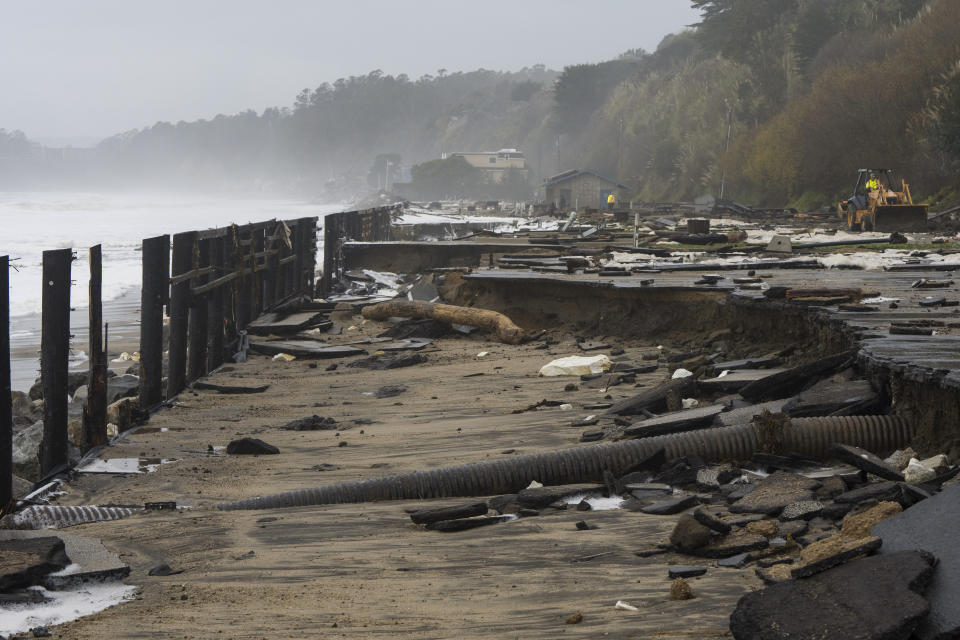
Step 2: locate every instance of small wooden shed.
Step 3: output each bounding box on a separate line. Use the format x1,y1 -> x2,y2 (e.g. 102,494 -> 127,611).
542,169 -> 631,210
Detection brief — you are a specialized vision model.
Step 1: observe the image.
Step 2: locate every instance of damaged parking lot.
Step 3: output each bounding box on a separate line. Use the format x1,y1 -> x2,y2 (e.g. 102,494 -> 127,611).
8,214 -> 960,638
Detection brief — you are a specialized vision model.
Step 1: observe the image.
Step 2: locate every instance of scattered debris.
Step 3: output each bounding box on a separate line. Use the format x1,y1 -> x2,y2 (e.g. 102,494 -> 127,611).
226,438 -> 279,455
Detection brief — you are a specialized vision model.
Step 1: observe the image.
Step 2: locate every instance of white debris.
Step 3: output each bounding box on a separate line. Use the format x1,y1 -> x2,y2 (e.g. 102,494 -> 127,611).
538,355 -> 611,377
672,368 -> 693,379
559,404 -> 574,411
477,351 -> 489,358
681,398 -> 699,409
615,600 -> 639,611
904,458 -> 938,484
526,480 -> 543,489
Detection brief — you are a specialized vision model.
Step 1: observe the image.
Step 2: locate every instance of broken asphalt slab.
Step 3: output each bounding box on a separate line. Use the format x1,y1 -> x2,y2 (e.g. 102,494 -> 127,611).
729,472 -> 821,515
249,341 -> 367,359
0,537 -> 69,591
873,483 -> 960,639
730,551 -> 936,640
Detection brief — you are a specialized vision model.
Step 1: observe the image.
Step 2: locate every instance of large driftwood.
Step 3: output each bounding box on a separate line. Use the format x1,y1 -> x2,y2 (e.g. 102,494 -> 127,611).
361,300 -> 531,345
739,350 -> 857,402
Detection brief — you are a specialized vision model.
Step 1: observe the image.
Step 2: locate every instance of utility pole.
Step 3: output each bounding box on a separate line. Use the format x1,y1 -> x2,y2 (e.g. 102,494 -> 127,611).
556,135 -> 561,174
617,116 -> 623,179
719,101 -> 733,202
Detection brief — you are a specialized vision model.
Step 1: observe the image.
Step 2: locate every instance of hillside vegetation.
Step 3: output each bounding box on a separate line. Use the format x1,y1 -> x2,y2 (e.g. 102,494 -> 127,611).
3,0 -> 960,207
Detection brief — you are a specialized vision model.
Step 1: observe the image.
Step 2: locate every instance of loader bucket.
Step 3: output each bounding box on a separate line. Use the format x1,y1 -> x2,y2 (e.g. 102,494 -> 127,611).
872,205 -> 928,232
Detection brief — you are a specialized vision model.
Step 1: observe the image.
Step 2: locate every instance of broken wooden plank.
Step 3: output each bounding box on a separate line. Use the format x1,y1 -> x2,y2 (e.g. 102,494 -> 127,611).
605,377 -> 697,416
192,381 -> 270,394
247,311 -> 331,336
622,404 -> 726,438
699,369 -> 788,393
409,502 -> 489,525
739,350 -> 857,402
249,341 -> 367,359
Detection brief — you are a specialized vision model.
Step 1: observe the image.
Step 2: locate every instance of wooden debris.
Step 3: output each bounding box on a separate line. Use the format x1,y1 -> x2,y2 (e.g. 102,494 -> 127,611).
362,300 -> 532,345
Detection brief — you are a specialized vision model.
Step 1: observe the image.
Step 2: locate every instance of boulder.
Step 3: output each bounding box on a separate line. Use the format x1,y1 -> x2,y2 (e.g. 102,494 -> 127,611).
105,374 -> 140,404
12,420 -> 43,481
106,397 -> 139,431
730,551 -> 936,640
669,514 -> 713,552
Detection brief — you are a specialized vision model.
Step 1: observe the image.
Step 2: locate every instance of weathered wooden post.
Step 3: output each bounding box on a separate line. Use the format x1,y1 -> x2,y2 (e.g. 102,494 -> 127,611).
1,256 -> 12,508
167,231 -> 194,398
237,226 -> 252,330
187,238 -> 208,382
139,235 -> 169,410
39,248 -> 72,477
321,213 -> 336,296
252,227 -> 265,317
206,235 -> 225,371
82,245 -> 107,449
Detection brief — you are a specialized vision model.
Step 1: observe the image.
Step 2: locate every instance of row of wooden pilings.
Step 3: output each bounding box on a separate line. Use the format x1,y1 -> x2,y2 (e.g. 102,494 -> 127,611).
1,216 -> 318,512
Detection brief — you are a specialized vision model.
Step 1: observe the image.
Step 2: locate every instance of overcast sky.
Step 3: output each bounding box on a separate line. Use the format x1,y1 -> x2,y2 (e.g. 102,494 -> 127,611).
0,1 -> 700,143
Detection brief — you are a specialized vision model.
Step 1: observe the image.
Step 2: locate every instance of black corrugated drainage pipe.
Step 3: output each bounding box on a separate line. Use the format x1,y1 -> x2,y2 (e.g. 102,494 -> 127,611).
217,415 -> 913,511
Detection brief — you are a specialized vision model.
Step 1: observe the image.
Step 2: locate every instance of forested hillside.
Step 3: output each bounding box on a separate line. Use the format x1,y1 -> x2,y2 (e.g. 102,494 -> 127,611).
5,0 -> 960,208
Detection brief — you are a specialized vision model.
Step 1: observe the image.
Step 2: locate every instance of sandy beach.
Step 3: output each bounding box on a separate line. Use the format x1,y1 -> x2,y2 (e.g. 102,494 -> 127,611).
42,311 -> 754,639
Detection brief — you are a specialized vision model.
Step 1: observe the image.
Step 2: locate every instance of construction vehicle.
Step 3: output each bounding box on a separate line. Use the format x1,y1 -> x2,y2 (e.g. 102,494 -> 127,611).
838,168 -> 928,232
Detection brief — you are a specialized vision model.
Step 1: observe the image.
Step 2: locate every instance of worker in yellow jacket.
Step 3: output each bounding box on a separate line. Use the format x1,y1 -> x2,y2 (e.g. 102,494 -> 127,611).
607,192 -> 616,210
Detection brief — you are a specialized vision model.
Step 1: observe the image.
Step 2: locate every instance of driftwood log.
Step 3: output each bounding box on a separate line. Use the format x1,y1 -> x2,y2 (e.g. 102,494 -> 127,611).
361,300 -> 532,345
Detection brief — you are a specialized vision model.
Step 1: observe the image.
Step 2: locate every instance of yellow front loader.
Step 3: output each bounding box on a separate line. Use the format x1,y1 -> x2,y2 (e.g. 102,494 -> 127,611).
837,169 -> 928,232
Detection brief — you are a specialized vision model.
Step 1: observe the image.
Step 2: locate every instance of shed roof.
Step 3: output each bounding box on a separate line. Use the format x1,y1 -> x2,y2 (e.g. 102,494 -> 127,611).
543,169 -> 631,190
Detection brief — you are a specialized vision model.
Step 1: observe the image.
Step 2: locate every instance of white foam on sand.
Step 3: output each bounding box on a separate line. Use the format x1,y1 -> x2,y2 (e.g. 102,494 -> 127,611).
0,582 -> 136,636
562,494 -> 626,511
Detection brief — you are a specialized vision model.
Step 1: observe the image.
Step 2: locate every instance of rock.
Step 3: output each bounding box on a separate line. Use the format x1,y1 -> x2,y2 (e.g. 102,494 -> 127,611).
105,374 -> 140,404
516,484 -> 605,508
820,502 -> 854,520
834,481 -> 901,504
815,476 -> 847,499
641,495 -> 700,515
12,419 -> 43,480
0,537 -> 70,590
668,566 -> 707,579
793,535 -> 882,579
281,415 -> 338,431
148,562 -> 183,576
695,468 -> 720,491
670,515 -> 713,552
779,500 -> 824,521
778,520 -> 809,539
226,438 -> 279,455
730,551 -> 936,640
873,483 -> 960,639
565,611 -> 583,625
693,507 -> 732,534
725,484 -> 756,503
840,501 -> 901,539
885,447 -> 917,470
904,458 -> 938,484
730,472 -> 820,515
670,577 -> 694,600
12,474 -> 33,500
745,520 -> 779,538
31,626 -> 52,638
375,384 -> 407,399
718,552 -> 750,568
691,531 -> 768,559
829,444 -> 904,481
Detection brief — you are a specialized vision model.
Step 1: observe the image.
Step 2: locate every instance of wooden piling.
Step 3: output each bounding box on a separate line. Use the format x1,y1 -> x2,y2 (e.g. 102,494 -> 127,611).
167,231 -> 194,398
237,226 -> 252,331
206,236 -> 225,371
187,238 -> 208,382
139,235 -> 169,409
82,245 -> 108,449
39,248 -> 72,477
1,256 -> 12,508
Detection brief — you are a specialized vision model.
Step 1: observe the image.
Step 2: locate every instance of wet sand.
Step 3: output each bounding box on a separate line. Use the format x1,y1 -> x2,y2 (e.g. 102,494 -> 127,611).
9,289 -> 144,392
43,314 -> 757,639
